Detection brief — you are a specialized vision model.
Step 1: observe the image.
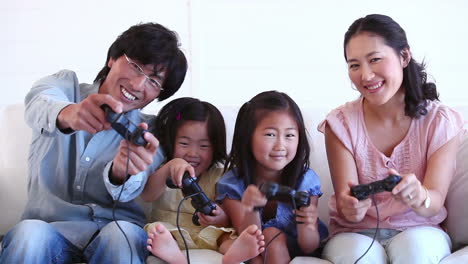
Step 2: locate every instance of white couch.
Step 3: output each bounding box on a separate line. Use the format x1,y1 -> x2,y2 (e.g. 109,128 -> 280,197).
1,103 -> 468,263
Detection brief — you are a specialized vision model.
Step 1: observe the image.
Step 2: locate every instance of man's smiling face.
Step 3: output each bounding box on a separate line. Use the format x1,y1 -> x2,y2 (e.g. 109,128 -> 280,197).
99,55 -> 165,112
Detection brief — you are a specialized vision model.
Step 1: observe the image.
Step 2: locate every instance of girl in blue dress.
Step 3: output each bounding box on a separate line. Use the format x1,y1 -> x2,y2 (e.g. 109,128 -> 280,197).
216,91 -> 328,264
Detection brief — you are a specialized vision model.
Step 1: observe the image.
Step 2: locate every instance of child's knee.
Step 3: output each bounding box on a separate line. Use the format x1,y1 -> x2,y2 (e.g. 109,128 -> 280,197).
263,227 -> 287,249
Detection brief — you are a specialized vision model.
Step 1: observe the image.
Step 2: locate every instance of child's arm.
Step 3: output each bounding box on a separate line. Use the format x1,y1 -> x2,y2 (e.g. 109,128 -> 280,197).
140,158 -> 195,202
295,196 -> 320,254
222,185 -> 266,233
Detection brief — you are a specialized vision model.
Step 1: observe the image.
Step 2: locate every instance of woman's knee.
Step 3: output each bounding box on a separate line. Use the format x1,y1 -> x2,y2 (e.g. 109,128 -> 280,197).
322,232 -> 387,264
387,226 -> 451,264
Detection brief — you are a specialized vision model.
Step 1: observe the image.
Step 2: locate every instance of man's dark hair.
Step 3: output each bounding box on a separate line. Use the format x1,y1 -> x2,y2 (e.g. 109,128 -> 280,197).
95,22 -> 188,101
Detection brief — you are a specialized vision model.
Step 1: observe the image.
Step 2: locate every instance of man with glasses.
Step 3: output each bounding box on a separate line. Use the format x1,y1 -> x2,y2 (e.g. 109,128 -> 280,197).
0,23 -> 187,263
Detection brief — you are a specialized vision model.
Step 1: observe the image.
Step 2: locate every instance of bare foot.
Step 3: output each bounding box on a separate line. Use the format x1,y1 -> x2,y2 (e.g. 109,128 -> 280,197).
146,223 -> 187,264
222,224 -> 265,264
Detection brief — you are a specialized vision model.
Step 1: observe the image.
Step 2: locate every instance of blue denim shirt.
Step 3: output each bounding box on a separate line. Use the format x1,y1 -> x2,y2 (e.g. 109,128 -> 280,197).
22,70 -> 163,228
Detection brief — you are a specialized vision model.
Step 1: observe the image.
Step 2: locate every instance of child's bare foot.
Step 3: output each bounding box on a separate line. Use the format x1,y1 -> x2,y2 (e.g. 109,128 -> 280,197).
222,224 -> 265,264
146,223 -> 187,264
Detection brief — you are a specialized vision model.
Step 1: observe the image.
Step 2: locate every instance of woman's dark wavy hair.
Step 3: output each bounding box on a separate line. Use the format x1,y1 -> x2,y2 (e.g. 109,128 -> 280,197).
344,14 -> 439,118
225,91 -> 310,188
153,97 -> 227,169
95,22 -> 188,101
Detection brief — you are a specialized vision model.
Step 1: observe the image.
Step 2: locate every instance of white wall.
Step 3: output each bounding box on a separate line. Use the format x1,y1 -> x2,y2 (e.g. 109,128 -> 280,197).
2,0 -> 192,113
3,0 -> 468,112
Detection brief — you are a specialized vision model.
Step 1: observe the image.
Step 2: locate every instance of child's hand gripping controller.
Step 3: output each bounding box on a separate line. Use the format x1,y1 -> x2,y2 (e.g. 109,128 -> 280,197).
259,182 -> 311,209
166,172 -> 217,226
259,182 -> 311,224
101,104 -> 148,146
350,174 -> 402,200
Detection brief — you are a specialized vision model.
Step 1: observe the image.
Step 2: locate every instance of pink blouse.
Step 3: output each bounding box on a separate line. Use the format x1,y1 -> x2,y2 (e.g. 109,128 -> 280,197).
318,97 -> 465,235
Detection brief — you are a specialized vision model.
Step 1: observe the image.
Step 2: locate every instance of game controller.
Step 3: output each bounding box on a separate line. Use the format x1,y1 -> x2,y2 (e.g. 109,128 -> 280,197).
101,104 -> 148,146
166,172 -> 217,226
259,182 -> 311,209
350,174 -> 402,200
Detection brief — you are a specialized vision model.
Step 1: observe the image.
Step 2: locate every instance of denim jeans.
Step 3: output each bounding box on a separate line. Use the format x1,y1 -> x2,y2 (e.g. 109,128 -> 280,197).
0,219 -> 149,264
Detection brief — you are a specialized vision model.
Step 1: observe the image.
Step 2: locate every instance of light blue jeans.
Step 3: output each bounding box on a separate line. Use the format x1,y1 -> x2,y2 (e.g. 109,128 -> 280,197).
0,219 -> 149,264
322,226 -> 452,264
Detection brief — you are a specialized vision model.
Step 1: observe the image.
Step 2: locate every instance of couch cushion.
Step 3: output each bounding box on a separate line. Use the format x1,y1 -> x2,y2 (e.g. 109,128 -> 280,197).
441,246 -> 468,263
0,104 -> 30,235
444,132 -> 468,251
146,249 -> 223,264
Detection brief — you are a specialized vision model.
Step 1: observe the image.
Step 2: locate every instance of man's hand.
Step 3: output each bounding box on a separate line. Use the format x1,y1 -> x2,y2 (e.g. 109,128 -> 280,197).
110,123 -> 159,184
57,94 -> 122,133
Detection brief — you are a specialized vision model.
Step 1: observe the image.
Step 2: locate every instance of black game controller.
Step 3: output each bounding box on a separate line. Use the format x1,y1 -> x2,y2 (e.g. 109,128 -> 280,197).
101,104 -> 148,146
166,172 -> 217,226
259,182 -> 311,209
351,174 -> 402,200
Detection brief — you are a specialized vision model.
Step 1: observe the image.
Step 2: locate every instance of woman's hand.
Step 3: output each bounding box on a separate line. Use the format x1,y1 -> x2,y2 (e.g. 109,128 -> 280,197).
390,169 -> 425,208
337,182 -> 373,223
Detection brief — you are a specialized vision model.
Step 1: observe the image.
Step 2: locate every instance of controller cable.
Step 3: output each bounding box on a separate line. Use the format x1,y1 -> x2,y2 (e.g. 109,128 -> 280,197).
354,193 -> 379,264
111,132 -> 134,264
261,194 -> 299,264
262,230 -> 283,264
175,192 -> 202,264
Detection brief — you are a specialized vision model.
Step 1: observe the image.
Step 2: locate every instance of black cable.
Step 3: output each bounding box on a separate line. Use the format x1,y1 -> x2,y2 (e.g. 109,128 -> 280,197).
262,230 -> 283,264
262,194 -> 298,264
354,194 -> 379,264
111,132 -> 134,264
176,192 -> 202,264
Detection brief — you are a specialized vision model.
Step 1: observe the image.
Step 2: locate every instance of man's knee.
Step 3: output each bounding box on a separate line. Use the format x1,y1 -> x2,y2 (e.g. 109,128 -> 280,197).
85,221 -> 148,263
5,219 -> 57,246
98,221 -> 147,245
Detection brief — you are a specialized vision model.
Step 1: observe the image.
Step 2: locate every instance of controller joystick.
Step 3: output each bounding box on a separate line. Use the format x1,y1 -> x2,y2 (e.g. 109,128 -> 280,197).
101,104 -> 148,146
350,174 -> 402,200
166,172 -> 217,226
